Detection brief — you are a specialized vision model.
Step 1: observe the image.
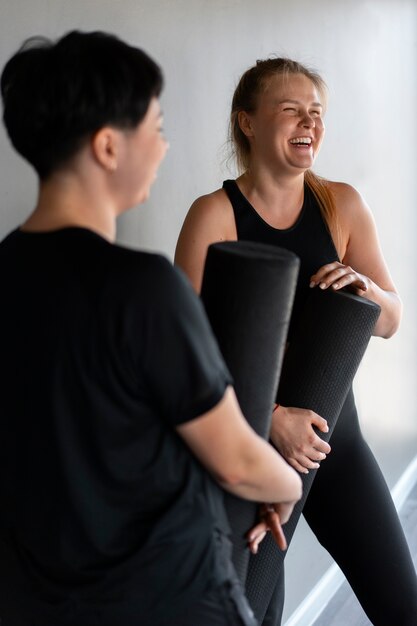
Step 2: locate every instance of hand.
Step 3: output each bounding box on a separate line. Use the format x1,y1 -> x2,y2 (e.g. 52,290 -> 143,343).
310,261 -> 369,294
247,502 -> 294,554
270,405 -> 331,474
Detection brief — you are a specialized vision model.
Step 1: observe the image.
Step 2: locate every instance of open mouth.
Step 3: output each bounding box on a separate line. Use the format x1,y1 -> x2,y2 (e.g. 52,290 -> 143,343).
289,137 -> 312,147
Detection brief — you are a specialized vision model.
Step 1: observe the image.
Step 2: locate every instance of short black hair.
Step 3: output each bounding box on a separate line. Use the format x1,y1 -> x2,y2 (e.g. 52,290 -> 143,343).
1,30 -> 163,179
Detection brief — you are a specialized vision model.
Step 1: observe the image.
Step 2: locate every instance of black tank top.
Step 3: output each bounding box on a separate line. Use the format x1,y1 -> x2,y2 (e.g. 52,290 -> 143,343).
222,179 -> 339,336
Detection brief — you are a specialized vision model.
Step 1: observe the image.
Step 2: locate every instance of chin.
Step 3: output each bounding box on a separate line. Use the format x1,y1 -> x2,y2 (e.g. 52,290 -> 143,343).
141,189 -> 151,203
135,188 -> 151,205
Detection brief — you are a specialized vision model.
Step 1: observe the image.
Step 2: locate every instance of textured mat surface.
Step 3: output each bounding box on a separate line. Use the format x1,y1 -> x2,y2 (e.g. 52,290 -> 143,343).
201,241 -> 299,583
245,287 -> 381,623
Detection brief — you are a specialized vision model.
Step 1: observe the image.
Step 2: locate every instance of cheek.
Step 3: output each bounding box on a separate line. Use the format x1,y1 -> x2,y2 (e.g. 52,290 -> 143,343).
156,137 -> 168,166
159,137 -> 168,159
314,122 -> 325,147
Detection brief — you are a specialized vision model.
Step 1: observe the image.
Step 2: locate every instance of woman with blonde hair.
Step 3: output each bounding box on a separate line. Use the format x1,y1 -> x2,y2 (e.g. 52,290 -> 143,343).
175,57 -> 417,625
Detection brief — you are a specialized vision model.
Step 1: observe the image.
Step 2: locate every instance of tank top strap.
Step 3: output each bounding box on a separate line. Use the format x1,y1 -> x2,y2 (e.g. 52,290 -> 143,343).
223,179 -> 247,225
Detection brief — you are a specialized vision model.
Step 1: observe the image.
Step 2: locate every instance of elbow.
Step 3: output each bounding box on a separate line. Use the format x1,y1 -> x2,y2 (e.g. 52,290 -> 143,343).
381,323 -> 399,340
213,453 -> 262,491
376,320 -> 399,340
293,473 -> 303,502
377,314 -> 400,338
375,295 -> 402,339
283,468 -> 303,504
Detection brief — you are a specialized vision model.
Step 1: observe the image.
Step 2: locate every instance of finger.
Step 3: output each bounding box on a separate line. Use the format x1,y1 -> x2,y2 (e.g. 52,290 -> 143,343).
293,454 -> 320,471
294,448 -> 323,468
311,415 -> 329,434
270,520 -> 287,551
303,457 -> 321,470
288,458 -> 310,474
247,521 -> 269,541
310,262 -> 342,286
248,531 -> 267,554
331,272 -> 367,292
267,511 -> 288,551
311,450 -> 327,462
315,264 -> 355,290
312,436 -> 331,454
247,520 -> 269,555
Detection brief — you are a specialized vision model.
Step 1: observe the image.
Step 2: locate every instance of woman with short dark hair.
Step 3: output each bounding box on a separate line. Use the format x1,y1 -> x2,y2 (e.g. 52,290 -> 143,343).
0,33 -> 301,626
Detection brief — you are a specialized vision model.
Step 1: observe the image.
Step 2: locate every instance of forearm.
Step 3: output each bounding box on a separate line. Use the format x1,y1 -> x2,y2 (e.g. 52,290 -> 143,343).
178,387 -> 302,505
310,261 -> 402,339
218,434 -> 302,504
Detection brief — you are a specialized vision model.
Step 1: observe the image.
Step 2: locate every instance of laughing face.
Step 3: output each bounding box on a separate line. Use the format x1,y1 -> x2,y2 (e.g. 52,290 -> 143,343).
242,72 -> 325,174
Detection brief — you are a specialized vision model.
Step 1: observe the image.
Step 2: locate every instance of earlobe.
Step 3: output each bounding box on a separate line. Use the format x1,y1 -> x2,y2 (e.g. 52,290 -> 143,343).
92,127 -> 118,172
238,111 -> 254,137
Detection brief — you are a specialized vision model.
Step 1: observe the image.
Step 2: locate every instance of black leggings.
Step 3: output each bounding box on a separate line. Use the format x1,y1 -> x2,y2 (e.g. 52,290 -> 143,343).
266,388 -> 417,626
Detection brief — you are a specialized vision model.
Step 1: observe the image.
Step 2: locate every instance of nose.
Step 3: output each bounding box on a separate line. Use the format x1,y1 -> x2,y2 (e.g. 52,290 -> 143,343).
299,111 -> 314,128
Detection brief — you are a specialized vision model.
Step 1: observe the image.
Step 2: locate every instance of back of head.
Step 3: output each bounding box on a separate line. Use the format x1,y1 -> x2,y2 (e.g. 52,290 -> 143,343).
230,57 -> 327,173
1,30 -> 163,180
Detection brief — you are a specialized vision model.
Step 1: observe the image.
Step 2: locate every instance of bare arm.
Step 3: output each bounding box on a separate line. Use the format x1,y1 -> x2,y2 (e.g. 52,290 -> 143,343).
310,182 -> 402,338
177,386 -> 302,505
175,190 -> 237,293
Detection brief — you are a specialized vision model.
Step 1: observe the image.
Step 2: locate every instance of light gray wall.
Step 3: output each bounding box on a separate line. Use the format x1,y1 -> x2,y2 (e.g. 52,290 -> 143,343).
1,0 -> 416,619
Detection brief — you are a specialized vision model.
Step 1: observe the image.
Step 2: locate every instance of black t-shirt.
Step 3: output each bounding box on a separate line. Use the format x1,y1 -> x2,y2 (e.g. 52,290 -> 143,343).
0,227 -> 232,625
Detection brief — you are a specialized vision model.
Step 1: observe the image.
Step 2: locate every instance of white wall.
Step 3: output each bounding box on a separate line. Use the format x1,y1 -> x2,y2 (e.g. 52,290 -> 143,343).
1,0 -> 416,619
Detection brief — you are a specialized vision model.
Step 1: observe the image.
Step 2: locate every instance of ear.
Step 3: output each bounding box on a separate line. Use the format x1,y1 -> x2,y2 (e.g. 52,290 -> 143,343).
91,127 -> 120,172
238,111 -> 254,138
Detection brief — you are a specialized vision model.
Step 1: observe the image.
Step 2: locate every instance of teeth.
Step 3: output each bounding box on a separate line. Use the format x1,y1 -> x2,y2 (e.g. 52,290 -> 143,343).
289,137 -> 312,145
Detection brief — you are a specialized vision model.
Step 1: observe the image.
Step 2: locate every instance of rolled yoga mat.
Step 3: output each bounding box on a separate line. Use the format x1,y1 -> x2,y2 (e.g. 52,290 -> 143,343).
200,241 -> 300,583
245,286 -> 381,623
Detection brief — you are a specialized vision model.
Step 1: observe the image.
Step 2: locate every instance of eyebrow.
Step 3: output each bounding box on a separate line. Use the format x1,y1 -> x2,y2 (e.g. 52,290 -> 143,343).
278,99 -> 323,108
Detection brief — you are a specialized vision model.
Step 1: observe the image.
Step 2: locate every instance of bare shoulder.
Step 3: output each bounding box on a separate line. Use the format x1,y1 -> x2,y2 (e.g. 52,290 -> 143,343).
327,180 -> 364,208
175,186 -> 237,292
184,187 -> 236,238
326,180 -> 375,231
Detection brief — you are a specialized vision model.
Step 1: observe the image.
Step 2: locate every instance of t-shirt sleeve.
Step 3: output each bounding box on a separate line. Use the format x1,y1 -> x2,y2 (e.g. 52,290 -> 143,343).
142,258 -> 233,426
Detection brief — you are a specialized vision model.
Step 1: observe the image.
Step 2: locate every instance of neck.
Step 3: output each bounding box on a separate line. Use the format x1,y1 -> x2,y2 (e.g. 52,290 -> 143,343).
22,169 -> 117,242
238,166 -> 305,215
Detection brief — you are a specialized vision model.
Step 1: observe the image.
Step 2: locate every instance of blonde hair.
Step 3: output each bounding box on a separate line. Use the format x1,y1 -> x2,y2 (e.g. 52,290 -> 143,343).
230,58 -> 340,245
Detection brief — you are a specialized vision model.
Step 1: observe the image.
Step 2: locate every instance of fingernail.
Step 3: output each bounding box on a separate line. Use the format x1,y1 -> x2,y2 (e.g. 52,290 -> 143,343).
309,281 -> 315,288
304,469 -> 309,474
333,283 -> 339,289
319,283 -> 326,289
